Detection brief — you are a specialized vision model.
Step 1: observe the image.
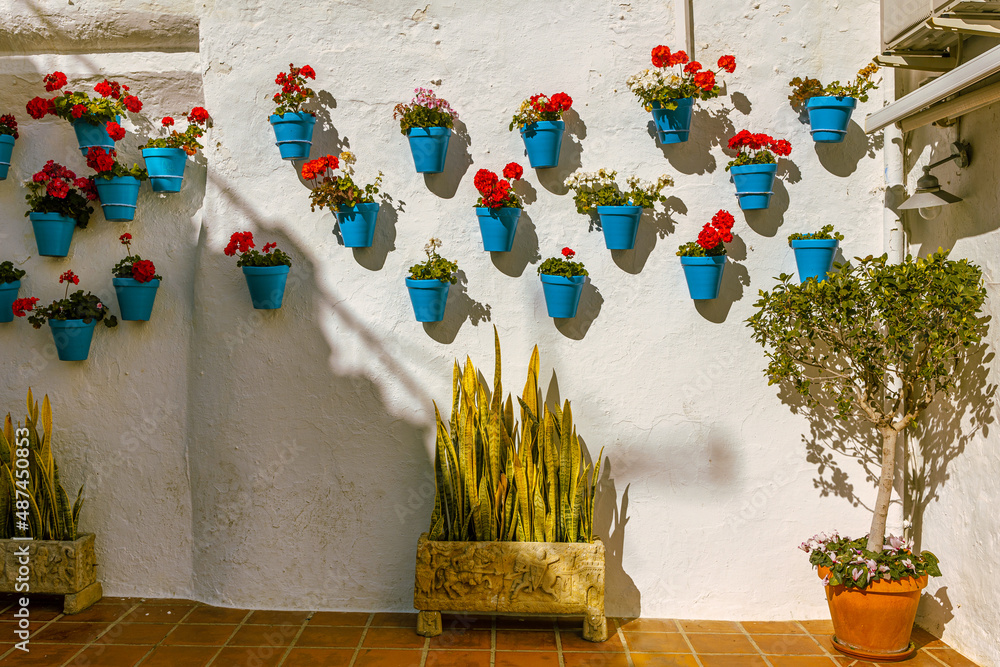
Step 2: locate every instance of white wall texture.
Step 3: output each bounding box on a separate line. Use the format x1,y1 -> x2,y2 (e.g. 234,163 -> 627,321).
3,1 -> 991,661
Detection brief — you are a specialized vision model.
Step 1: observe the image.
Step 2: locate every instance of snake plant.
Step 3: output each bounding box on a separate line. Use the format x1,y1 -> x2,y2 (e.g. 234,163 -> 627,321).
0,389 -> 83,541
429,329 -> 602,543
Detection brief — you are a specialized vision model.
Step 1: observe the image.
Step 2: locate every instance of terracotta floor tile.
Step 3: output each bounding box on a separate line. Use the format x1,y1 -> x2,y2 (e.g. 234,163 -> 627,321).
0,604 -> 62,622
927,647 -> 983,666
494,628 -> 557,651
742,621 -> 807,634
631,655 -> 701,667
912,627 -> 948,649
561,630 -> 625,652
619,618 -> 680,632
899,654 -> 959,667
752,633 -> 825,655
136,598 -> 198,606
362,626 -> 426,649
295,625 -> 364,648
426,650 -> 493,667
31,621 -> 109,644
210,646 -> 286,667
97,622 -> 175,645
799,619 -> 835,635
495,616 -> 558,630
832,659 -> 879,667
280,648 -> 354,667
123,604 -> 195,623
228,623 -> 298,647
442,613 -> 493,631
183,605 -> 252,624
679,619 -> 743,634
307,611 -> 370,626
370,612 -> 417,628
563,652 -> 631,667
698,656 -> 769,667
245,610 -> 310,625
137,645 -> 219,667
63,643 -> 149,667
687,632 -> 757,654
624,631 -> 691,653
0,643 -> 84,665
60,602 -> 135,623
161,623 -> 237,646
495,655 -> 559,667
352,648 -> 423,666
427,628 -> 492,650
767,656 -> 840,667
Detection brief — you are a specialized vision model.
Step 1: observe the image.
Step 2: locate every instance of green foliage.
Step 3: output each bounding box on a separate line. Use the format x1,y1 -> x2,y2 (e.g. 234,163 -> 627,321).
537,257 -> 588,279
429,328 -> 603,543
788,62 -> 880,110
802,533 -> 941,589
394,104 -> 454,135
92,162 -> 148,181
726,148 -> 776,171
0,390 -> 84,541
787,224 -> 844,246
409,238 -> 457,284
676,241 -> 724,257
27,291 -> 118,329
306,152 -> 384,210
52,93 -> 125,124
112,255 -> 163,280
0,261 -> 25,285
236,249 -> 292,269
626,69 -> 721,110
24,182 -> 94,229
564,169 -> 673,214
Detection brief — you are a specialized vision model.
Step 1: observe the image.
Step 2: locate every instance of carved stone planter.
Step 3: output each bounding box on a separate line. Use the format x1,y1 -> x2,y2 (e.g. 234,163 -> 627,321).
0,533 -> 103,614
413,533 -> 607,642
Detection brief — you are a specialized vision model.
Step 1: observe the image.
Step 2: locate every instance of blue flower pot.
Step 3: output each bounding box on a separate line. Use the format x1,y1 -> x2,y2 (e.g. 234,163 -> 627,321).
142,147 -> 187,193
242,265 -> 289,310
407,127 -> 451,174
94,176 -> 141,221
650,98 -> 693,144
520,120 -> 564,169
269,112 -> 316,161
596,205 -> 643,250
335,202 -> 380,248
49,319 -> 98,361
540,274 -> 585,318
791,239 -> 839,283
475,207 -> 521,252
405,278 -> 450,323
0,280 -> 20,323
0,135 -> 15,180
730,163 -> 778,211
72,115 -> 119,157
113,277 -> 160,321
29,212 -> 76,257
680,255 -> 727,300
805,96 -> 857,143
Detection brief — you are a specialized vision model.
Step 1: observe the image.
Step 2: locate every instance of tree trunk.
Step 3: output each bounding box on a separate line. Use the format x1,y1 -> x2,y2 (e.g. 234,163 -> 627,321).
867,427 -> 898,552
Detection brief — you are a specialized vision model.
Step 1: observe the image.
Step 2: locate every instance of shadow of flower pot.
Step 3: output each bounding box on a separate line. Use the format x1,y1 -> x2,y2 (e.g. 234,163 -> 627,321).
535,109 -> 586,195
423,119 -> 473,199
490,209 -> 540,278
552,280 -> 603,340
421,269 -> 491,344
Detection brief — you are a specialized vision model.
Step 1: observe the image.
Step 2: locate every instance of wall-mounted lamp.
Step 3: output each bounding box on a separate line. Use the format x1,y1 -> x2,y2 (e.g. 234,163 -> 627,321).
899,142 -> 971,220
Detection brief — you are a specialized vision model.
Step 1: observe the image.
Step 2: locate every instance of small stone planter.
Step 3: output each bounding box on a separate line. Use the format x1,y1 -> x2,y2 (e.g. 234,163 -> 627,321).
413,533 -> 607,642
0,533 -> 103,614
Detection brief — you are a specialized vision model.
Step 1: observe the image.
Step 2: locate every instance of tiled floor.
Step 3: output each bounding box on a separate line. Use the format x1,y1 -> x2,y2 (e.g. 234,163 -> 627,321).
0,596 -> 982,667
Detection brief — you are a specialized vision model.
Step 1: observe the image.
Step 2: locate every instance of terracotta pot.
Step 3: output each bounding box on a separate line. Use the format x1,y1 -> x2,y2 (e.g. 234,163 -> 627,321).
818,565 -> 927,661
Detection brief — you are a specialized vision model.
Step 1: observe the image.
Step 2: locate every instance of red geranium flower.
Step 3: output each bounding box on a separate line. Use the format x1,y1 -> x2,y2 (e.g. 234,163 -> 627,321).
71,104 -> 87,119
668,50 -> 689,66
46,179 -> 70,199
86,147 -> 117,173
771,139 -> 793,157
561,247 -> 575,259
693,70 -> 716,91
263,242 -> 277,253
298,65 -> 316,79
43,71 -> 67,92
712,210 -> 735,231
474,168 -> 499,193
94,79 -> 121,99
697,225 -> 722,251
717,55 -> 737,73
187,107 -> 210,124
59,270 -> 80,285
11,297 -> 39,318
120,233 -> 133,244
131,260 -> 157,284
550,92 -> 573,111
26,96 -> 54,119
651,45 -> 671,68
502,162 -> 523,181
161,116 -> 175,127
683,61 -> 702,74
224,231 -> 255,256
105,120 -> 126,141
123,95 -> 143,113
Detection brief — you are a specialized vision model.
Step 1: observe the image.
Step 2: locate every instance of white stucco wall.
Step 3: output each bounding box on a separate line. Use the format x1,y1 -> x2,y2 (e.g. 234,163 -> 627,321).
1,0 -> 934,626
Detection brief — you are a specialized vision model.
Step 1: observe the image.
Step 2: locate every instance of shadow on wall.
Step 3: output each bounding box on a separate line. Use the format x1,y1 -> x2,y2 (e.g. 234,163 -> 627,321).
422,269 -> 492,344
535,108 -> 586,195
646,96 -> 744,176
490,209 -> 541,278
610,196 -> 687,275
553,281 -> 603,341
742,177 -> 790,238
694,234 -> 750,324
812,121 -> 883,178
423,119 -> 473,199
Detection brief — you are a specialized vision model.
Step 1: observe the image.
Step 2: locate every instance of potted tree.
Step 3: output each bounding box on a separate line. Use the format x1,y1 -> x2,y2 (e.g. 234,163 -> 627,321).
789,63 -> 879,143
726,130 -> 792,210
627,45 -> 736,144
564,168 -> 674,250
538,247 -> 588,318
86,147 -> 148,221
0,262 -> 25,324
747,250 -> 989,661
0,390 -> 103,614
26,72 -> 143,156
676,210 -> 735,300
787,225 -> 844,283
415,329 -> 607,642
302,151 -> 385,248
140,107 -> 211,192
405,238 -> 457,323
394,87 -> 459,174
225,231 -> 292,310
17,271 -> 118,361
473,163 -> 524,252
112,233 -> 162,321
508,92 -> 573,169
23,161 -> 98,257
269,63 -> 317,161
0,114 -> 18,180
